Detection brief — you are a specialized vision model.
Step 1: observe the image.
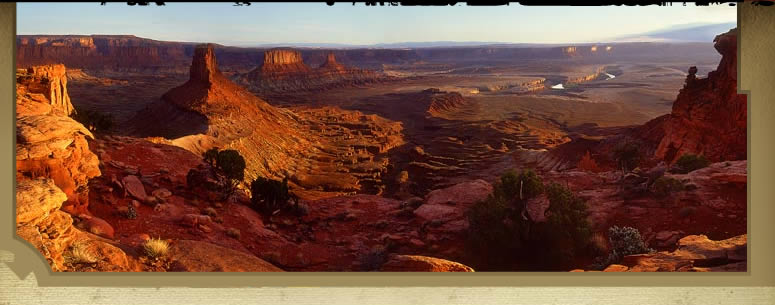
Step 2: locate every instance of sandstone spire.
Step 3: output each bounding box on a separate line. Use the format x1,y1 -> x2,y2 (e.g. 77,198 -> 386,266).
190,43 -> 219,83
320,52 -> 345,71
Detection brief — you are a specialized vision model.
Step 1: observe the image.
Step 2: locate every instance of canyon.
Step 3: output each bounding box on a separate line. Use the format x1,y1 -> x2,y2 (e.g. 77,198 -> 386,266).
14,28 -> 746,272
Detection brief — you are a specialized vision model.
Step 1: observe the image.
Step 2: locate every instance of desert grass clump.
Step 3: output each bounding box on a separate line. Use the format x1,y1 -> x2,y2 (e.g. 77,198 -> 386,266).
612,141 -> 642,173
143,237 -> 169,259
675,154 -> 710,174
652,176 -> 685,198
64,242 -> 98,265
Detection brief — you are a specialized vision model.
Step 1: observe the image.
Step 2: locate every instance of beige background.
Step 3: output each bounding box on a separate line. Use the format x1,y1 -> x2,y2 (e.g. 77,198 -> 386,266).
1,2 -> 774,304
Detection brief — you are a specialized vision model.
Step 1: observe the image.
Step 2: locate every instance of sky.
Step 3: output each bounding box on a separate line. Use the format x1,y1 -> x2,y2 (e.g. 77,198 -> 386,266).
16,3 -> 737,46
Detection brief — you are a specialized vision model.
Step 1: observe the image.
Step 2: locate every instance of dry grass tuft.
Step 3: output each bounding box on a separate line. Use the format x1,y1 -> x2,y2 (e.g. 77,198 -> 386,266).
64,242 -> 98,264
143,237 -> 169,259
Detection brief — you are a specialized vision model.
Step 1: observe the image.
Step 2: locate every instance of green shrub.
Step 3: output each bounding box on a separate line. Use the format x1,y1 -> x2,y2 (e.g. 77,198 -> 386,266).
497,169 -> 544,202
199,148 -> 246,199
466,170 -> 595,270
652,176 -> 684,198
612,141 -> 641,173
215,149 -> 246,181
250,176 -> 299,215
203,147 -> 219,168
466,193 -> 518,268
535,183 -> 593,269
675,154 -> 710,174
591,226 -> 654,270
608,226 -> 653,257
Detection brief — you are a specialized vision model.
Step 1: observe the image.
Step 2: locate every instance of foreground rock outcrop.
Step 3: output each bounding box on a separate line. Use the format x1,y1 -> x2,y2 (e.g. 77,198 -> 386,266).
16,64 -> 74,115
635,28 -> 746,164
379,254 -> 475,272
16,65 -> 100,214
86,138 -> 483,271
16,179 -> 136,272
572,234 -> 747,272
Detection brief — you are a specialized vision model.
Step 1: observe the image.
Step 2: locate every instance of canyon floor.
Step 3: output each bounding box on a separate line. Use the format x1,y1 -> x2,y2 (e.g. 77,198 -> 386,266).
69,58 -> 719,195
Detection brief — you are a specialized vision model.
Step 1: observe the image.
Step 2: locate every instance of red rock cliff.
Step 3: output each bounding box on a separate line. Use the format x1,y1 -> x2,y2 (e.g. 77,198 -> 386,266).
18,64 -> 74,115
636,28 -> 746,163
16,65 -> 100,215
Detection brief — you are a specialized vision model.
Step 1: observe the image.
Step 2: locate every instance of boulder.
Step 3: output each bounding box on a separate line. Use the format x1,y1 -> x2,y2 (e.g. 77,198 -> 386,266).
424,179 -> 493,206
619,234 -> 747,272
168,240 -> 284,272
379,254 -> 474,272
121,175 -> 147,201
82,216 -> 115,239
151,188 -> 172,199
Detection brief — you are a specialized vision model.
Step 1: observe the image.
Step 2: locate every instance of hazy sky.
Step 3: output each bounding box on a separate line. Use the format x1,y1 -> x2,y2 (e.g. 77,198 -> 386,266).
17,3 -> 737,46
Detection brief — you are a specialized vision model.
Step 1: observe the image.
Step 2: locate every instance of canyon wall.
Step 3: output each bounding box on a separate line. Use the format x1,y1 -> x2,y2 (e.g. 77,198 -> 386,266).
17,35 -> 720,75
632,28 -> 746,164
16,64 -> 74,115
17,35 -> 193,74
16,66 -> 100,214
15,65 -> 136,272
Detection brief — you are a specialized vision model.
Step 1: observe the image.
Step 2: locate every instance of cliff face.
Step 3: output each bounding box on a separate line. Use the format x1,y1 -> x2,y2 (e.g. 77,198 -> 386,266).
17,35 -> 720,77
15,65 -> 137,272
259,49 -> 311,74
16,65 -> 99,214
16,64 -> 74,115
635,28 -> 746,164
240,49 -> 386,94
17,35 -> 192,74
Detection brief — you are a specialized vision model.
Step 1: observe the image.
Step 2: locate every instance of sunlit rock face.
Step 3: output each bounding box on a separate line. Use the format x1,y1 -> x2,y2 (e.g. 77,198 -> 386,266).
16,64 -> 100,214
